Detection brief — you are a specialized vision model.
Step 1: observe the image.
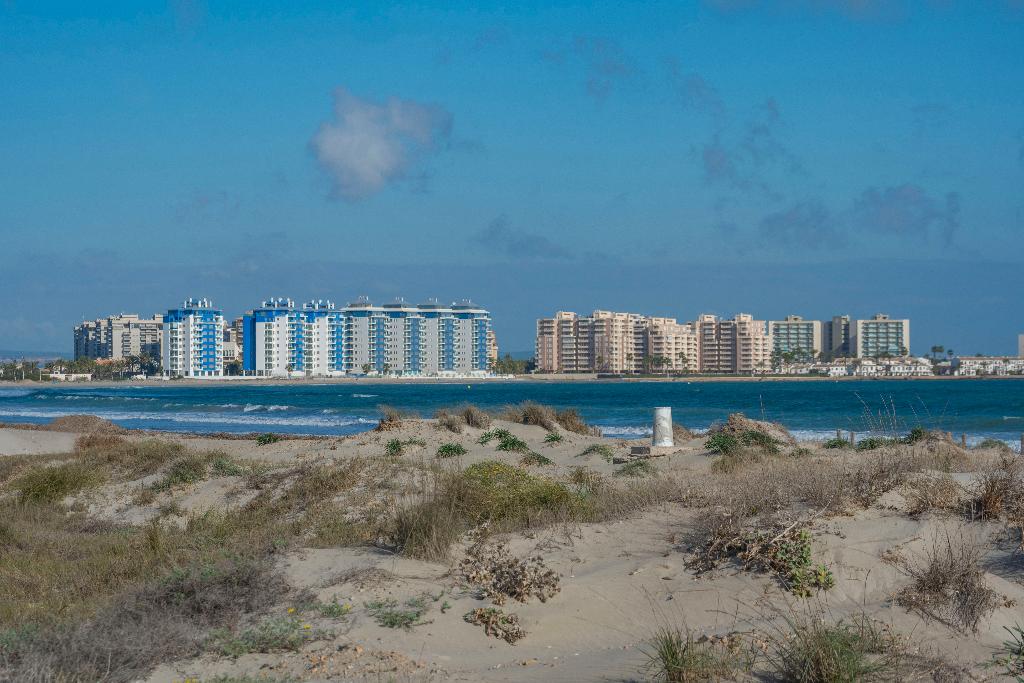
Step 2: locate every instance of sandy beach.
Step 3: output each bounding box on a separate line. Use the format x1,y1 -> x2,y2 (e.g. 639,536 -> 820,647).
1,409 -> 1022,681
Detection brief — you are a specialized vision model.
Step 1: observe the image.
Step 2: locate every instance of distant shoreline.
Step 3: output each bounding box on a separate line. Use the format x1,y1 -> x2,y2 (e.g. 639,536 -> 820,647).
2,374 -> 1023,388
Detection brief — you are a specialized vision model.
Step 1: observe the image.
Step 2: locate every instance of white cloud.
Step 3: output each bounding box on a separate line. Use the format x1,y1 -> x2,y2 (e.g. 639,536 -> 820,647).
309,88 -> 452,201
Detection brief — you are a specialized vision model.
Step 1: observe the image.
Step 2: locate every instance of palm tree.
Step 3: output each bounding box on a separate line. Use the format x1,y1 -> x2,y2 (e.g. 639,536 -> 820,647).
930,345 -> 944,360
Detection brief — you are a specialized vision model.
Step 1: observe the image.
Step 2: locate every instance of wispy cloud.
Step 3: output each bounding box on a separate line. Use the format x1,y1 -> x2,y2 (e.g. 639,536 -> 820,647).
309,88 -> 452,201
758,201 -> 843,249
665,60 -> 726,122
471,216 -> 573,260
849,184 -> 960,245
543,36 -> 636,102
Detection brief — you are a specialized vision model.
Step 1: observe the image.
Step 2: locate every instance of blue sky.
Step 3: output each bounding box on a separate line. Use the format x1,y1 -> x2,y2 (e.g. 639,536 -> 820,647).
1,0 -> 1022,354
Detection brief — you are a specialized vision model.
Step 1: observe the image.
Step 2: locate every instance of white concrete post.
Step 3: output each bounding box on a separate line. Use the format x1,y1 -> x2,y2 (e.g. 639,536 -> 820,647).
653,407 -> 673,447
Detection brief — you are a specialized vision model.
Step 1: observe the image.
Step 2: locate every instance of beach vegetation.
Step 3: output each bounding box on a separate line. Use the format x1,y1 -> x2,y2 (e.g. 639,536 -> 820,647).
971,438 -> 1012,453
459,538 -> 560,605
495,433 -> 530,453
993,623 -> 1024,679
894,529 -> 998,633
543,431 -> 563,444
14,460 -> 107,503
554,408 -> 599,435
384,437 -> 425,457
255,433 -> 280,446
153,455 -> 209,491
615,460 -> 657,477
765,612 -> 903,683
436,442 -> 467,458
704,432 -> 740,455
208,616 -> 318,656
520,451 -> 553,466
374,405 -> 404,431
643,626 -> 754,682
460,404 -> 492,429
365,596 -> 431,629
966,454 -> 1022,521
464,607 -> 526,644
579,443 -> 615,462
478,427 -> 511,445
434,410 -> 463,433
823,437 -> 849,449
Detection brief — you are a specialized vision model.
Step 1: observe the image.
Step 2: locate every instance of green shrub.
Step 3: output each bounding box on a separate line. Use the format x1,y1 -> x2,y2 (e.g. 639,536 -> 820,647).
365,596 -> 430,629
903,427 -> 926,444
704,432 -> 740,455
543,431 -> 563,445
579,443 -> 615,462
643,626 -> 753,682
478,428 -> 511,445
496,433 -> 530,453
823,437 -> 850,449
208,616 -> 316,656
768,614 -> 901,682
995,623 -> 1024,679
255,433 -> 280,446
153,455 -> 208,491
385,439 -> 404,456
740,430 -> 780,454
14,461 -> 107,503
211,456 -> 245,477
436,442 -> 468,458
855,437 -> 895,451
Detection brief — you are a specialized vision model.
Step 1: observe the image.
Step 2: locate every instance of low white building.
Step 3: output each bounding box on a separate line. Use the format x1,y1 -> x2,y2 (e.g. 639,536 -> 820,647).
952,356 -> 1024,376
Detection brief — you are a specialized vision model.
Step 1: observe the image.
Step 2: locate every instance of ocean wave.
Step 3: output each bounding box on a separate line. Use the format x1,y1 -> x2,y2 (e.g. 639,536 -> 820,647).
0,407 -> 377,430
0,389 -> 36,399
1003,416 -> 1022,421
599,425 -> 653,437
352,393 -> 378,398
242,404 -> 292,413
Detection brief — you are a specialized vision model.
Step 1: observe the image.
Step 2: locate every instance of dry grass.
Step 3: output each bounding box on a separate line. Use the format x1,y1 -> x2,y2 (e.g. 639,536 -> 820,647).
374,405 -> 405,431
460,404 -> 492,429
434,410 -> 464,434
967,455 -> 1022,521
894,529 -> 999,633
903,474 -> 964,517
501,402 -> 557,430
391,461 -> 681,561
554,408 -> 600,436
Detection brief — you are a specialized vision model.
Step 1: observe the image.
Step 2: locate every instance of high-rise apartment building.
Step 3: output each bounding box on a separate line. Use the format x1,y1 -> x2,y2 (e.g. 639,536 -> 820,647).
697,313 -> 771,374
769,315 -> 822,360
853,313 -> 910,358
1018,334 -> 1023,358
486,328 -> 499,367
162,299 -> 224,377
821,315 -> 852,359
74,314 -> 163,361
242,297 -> 491,377
645,317 -> 699,373
535,311 -> 698,374
243,298 -> 345,377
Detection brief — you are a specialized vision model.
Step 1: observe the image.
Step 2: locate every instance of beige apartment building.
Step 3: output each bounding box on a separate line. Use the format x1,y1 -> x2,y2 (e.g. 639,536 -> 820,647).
696,313 -> 772,374
535,310 -> 699,373
74,313 -> 164,361
646,317 -> 700,373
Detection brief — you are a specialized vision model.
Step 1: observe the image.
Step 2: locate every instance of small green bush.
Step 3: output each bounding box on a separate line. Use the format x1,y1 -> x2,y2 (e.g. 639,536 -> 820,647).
153,455 -> 208,491
740,430 -> 780,454
903,427 -> 926,444
211,456 -> 245,477
823,437 -> 850,449
208,616 -> 315,656
496,433 -> 530,453
643,626 -> 753,682
768,614 -> 901,682
436,442 -> 468,458
478,428 -> 511,445
856,437 -> 895,451
705,432 -> 740,455
255,433 -> 281,446
543,431 -> 563,445
579,443 -> 615,462
366,596 -> 430,629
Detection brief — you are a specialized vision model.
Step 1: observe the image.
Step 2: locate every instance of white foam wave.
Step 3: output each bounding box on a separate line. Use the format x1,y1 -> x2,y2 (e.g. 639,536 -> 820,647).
0,407 -> 377,430
352,393 -> 378,398
0,389 -> 35,398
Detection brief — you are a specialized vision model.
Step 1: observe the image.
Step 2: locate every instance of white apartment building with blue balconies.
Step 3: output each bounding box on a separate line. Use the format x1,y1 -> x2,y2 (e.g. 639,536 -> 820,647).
242,296 -> 492,377
162,298 -> 224,378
